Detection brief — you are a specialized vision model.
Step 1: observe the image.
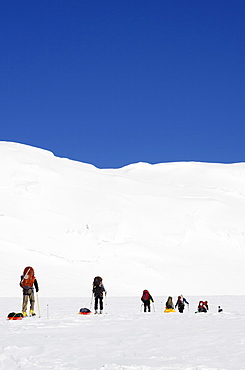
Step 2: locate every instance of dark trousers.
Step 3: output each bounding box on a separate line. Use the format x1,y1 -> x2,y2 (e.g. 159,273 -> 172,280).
94,296 -> 103,311
143,300 -> 151,312
178,303 -> 185,313
198,307 -> 207,312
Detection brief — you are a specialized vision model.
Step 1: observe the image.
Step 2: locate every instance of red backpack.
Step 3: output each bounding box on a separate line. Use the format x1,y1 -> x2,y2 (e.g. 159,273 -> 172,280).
142,290 -> 150,301
20,267 -> 35,289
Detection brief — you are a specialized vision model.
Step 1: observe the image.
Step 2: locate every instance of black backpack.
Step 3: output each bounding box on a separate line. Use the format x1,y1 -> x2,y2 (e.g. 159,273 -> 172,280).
93,276 -> 102,287
93,276 -> 103,295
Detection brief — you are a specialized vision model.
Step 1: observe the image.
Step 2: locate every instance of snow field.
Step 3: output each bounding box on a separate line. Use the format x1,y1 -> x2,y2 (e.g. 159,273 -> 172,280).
0,296 -> 245,370
1,142 -> 245,368
0,142 -> 245,297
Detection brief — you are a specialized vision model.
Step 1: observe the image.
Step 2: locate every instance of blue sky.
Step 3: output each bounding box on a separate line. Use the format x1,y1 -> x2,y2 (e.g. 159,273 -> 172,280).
1,0 -> 244,168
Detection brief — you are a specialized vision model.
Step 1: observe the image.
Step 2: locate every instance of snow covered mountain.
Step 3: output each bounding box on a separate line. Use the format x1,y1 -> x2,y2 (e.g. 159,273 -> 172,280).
0,141 -> 244,297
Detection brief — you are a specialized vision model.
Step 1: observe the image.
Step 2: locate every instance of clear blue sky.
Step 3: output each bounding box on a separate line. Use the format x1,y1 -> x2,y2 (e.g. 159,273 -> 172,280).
1,0 -> 244,168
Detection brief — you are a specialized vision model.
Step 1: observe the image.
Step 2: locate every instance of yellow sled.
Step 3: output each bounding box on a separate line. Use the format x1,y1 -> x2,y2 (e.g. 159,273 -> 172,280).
164,308 -> 176,313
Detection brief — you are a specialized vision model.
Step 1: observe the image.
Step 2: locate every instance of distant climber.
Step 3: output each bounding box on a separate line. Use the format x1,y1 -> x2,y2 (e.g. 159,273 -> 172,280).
197,300 -> 209,313
165,296 -> 174,310
20,266 -> 39,316
141,290 -> 154,312
175,295 -> 189,313
92,276 -> 106,314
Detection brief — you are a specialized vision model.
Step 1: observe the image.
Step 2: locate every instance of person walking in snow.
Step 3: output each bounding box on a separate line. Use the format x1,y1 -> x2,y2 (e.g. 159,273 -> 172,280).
141,290 -> 154,312
197,300 -> 209,313
92,276 -> 106,314
20,266 -> 39,316
175,295 -> 189,313
165,296 -> 174,309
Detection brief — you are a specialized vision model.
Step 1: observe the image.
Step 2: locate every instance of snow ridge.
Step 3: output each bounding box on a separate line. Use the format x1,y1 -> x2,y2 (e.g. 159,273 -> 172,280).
0,142 -> 244,297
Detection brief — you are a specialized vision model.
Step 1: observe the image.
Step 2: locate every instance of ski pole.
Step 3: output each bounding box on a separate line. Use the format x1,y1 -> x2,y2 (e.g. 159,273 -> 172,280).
84,295 -> 92,308
90,291 -> 93,311
140,303 -> 143,312
36,292 -> 41,318
152,302 -> 156,312
104,293 -> 108,314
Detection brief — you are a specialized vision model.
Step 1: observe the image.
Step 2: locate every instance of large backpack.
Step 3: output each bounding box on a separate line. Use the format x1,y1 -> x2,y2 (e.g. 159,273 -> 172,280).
93,276 -> 103,295
177,296 -> 184,305
166,296 -> 173,309
20,267 -> 35,289
198,301 -> 207,312
93,276 -> 102,287
142,290 -> 150,301
198,301 -> 205,308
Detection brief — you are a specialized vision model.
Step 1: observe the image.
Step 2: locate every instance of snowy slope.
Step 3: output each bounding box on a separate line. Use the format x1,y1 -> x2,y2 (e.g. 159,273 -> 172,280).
1,296 -> 245,370
0,141 -> 245,297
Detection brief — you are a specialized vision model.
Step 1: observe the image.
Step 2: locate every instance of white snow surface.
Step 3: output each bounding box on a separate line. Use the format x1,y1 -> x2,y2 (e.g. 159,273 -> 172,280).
1,296 -> 245,370
1,142 -> 245,369
0,141 -> 245,297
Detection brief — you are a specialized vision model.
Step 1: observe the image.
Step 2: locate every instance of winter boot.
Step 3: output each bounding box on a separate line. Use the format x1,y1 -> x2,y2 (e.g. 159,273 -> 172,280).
30,310 -> 36,316
22,311 -> 27,317
94,310 -> 98,314
100,310 -> 103,314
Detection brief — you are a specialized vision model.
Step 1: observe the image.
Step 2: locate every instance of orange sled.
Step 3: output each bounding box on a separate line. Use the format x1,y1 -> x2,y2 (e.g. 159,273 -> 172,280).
78,308 -> 91,315
7,312 -> 23,320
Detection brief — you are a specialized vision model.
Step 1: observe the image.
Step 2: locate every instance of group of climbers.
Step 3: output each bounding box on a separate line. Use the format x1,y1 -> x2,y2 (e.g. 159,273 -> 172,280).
141,291 -> 217,314
19,268 -> 107,316
141,292 -> 189,313
19,267 -> 220,316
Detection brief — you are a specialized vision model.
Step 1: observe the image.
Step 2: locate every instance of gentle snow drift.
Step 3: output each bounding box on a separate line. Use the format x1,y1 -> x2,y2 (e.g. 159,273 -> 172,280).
0,142 -> 245,297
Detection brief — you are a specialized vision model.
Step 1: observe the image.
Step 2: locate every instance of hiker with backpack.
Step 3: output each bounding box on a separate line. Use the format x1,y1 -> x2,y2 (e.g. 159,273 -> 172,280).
165,296 -> 174,310
175,295 -> 189,313
141,290 -> 154,312
20,266 -> 39,316
197,300 -> 209,313
92,276 -> 106,314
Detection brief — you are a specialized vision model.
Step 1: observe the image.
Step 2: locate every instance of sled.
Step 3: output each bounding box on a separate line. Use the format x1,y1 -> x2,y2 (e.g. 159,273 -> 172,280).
195,310 -> 207,314
164,308 -> 176,313
78,308 -> 91,315
7,312 -> 23,320
8,316 -> 23,320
